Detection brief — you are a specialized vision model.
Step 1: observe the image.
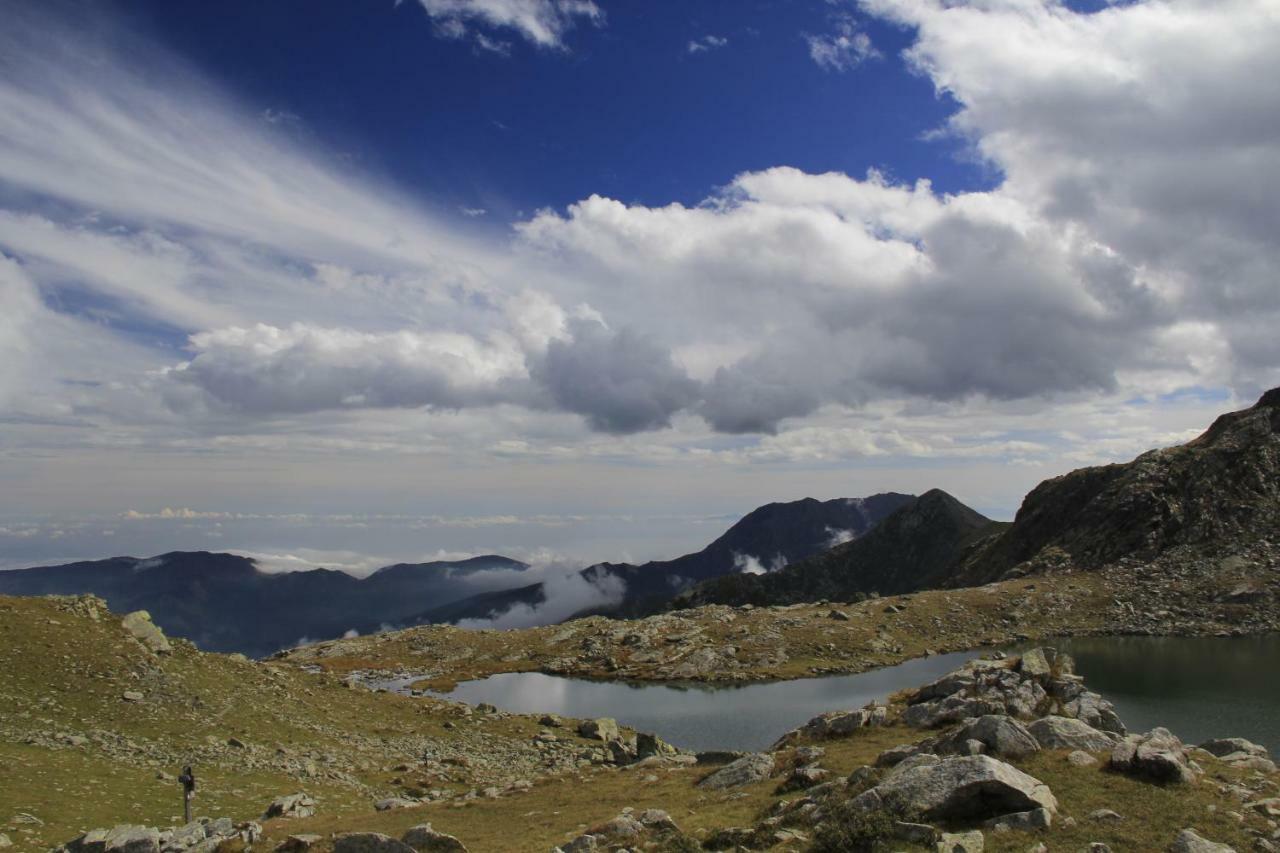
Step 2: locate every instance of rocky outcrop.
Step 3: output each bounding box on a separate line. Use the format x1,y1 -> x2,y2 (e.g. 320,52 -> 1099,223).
333,834 -> 413,853
553,808 -> 683,852
62,819 -> 261,853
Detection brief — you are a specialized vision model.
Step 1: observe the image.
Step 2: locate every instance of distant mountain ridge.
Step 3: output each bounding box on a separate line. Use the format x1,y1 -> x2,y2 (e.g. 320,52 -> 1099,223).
678,388 -> 1280,609
0,552 -> 527,657
410,492 -> 917,624
0,493 -> 914,654
673,489 -> 1006,608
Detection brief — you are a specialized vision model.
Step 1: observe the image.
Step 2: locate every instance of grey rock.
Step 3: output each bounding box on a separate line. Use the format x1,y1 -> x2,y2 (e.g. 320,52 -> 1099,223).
121,611 -> 172,655
577,718 -> 619,742
104,826 -> 160,853
1064,691 -> 1126,735
983,808 -> 1052,831
263,793 -> 316,820
1028,716 -> 1118,752
893,822 -> 939,844
333,834 -> 414,853
1170,829 -> 1236,852
1088,809 -> 1122,822
1199,738 -> 1268,759
274,835 -> 321,853
852,755 -> 1057,821
937,830 -> 985,852
374,797 -> 420,811
400,825 -> 468,853
697,752 -> 775,789
204,819 -> 234,839
1110,728 -> 1198,784
934,715 -> 1041,759
1067,750 -> 1098,767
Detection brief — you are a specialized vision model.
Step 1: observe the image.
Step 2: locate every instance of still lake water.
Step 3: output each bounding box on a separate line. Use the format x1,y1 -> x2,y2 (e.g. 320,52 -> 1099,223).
428,635 -> 1280,753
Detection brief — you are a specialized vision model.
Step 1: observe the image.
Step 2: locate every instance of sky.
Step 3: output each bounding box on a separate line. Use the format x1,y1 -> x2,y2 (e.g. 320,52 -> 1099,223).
1,0 -> 1277,574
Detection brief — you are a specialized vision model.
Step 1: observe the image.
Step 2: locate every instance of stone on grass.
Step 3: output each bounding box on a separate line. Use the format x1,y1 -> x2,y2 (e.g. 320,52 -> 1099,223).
1169,828 -> 1236,852
697,752 -> 775,789
274,836 -> 321,853
121,611 -> 172,655
400,824 -> 467,853
263,793 -> 316,820
333,834 -> 414,853
1198,738 -> 1267,759
936,830 -> 984,852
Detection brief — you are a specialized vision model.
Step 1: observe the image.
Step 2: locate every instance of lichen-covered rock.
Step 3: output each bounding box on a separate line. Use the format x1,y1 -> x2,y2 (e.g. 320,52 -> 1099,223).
120,611 -> 171,655
103,826 -> 160,853
1109,728 -> 1198,784
263,793 -> 316,819
333,834 -> 414,853
851,755 -> 1057,821
929,715 -> 1041,759
577,718 -> 619,742
1027,716 -> 1118,752
936,829 -> 984,852
697,752 -> 775,789
1169,828 -> 1236,852
400,824 -> 467,853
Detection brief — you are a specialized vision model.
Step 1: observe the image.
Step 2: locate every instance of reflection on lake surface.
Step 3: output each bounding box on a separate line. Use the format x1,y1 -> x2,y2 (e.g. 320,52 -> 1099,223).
1043,635 -> 1280,754
432,635 -> 1280,753
434,650 -> 981,752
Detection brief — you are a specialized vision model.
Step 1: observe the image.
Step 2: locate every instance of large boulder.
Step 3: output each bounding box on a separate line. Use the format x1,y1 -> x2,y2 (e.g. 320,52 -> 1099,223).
1169,828 -> 1236,852
851,755 -> 1057,821
1110,728 -> 1198,784
400,825 -> 467,853
1028,716 -> 1118,752
1018,648 -> 1073,680
697,752 -> 775,789
333,835 -> 414,853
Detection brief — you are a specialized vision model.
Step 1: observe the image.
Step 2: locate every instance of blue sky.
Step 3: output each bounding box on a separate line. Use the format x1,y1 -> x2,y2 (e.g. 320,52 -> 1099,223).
114,0 -> 976,220
1,0 -> 1277,574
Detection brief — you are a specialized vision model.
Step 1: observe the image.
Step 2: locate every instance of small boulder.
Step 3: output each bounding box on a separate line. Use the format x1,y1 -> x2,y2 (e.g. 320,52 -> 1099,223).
937,830 -> 984,852
1028,716 -> 1117,752
933,715 -> 1040,759
1067,750 -> 1098,767
697,752 -> 775,789
263,793 -> 316,820
121,611 -> 171,654
1198,738 -> 1267,759
400,825 -> 467,853
1169,828 -> 1236,852
1110,728 -> 1198,784
333,834 -> 414,853
274,836 -> 321,853
577,718 -> 619,742
982,808 -> 1052,831
374,797 -> 420,812
103,826 -> 160,853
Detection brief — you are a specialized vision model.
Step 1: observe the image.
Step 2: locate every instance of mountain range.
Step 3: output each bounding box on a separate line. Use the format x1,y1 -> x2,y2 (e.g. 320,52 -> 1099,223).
0,492 -> 914,656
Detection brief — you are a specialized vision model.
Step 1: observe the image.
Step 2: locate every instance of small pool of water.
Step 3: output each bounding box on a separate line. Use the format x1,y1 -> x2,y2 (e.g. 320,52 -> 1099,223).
423,634 -> 1280,753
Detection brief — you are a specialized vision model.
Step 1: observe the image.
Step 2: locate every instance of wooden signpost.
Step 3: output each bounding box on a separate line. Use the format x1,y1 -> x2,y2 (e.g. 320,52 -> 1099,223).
178,766 -> 197,824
